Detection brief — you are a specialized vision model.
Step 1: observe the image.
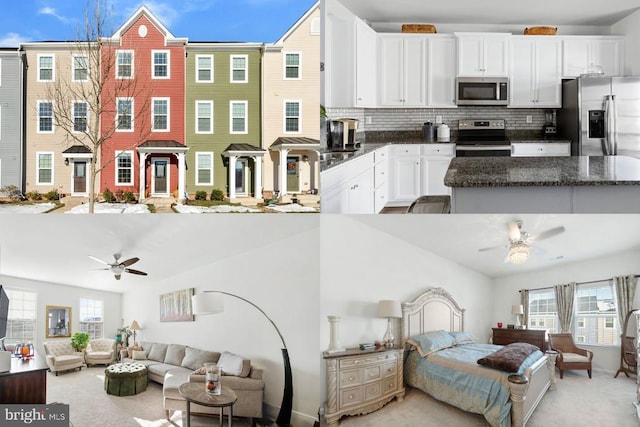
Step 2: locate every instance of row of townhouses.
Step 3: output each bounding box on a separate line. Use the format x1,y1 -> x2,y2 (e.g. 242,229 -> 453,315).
0,3 -> 320,201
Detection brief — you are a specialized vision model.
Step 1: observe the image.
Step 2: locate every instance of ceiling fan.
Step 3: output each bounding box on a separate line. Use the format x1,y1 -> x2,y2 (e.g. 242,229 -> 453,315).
478,220 -> 566,264
89,254 -> 148,280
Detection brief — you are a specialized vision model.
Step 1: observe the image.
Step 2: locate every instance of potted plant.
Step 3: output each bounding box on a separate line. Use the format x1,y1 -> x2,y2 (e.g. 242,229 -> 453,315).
116,327 -> 132,346
71,332 -> 90,352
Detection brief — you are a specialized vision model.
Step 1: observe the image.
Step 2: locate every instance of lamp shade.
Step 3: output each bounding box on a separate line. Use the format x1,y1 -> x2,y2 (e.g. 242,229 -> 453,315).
377,300 -> 402,318
192,292 -> 224,315
130,320 -> 141,330
512,304 -> 524,315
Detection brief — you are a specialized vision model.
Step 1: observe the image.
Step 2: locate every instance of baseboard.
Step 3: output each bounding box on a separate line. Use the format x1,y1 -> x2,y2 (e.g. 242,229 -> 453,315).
263,403 -> 317,427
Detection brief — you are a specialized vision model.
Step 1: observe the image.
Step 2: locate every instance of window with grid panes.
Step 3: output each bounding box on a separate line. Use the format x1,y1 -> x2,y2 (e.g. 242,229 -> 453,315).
231,55 -> 247,82
196,101 -> 212,133
5,289 -> 37,348
73,101 -> 88,132
37,152 -> 53,184
153,51 -> 169,78
230,101 -> 246,133
38,101 -> 53,132
73,55 -> 89,81
116,151 -> 133,185
79,298 -> 103,339
116,98 -> 133,130
196,152 -> 213,185
574,281 -> 619,345
285,53 -> 300,79
153,98 -> 169,131
196,55 -> 213,82
117,51 -> 133,78
38,55 -> 54,81
527,289 -> 558,337
285,101 -> 300,132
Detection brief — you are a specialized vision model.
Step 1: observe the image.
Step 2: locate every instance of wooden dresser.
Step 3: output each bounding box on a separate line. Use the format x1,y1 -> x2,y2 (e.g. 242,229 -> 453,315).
492,328 -> 546,351
323,347 -> 404,426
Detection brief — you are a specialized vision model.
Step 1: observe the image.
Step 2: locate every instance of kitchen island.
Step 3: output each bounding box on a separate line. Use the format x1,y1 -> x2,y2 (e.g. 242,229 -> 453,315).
444,156 -> 640,213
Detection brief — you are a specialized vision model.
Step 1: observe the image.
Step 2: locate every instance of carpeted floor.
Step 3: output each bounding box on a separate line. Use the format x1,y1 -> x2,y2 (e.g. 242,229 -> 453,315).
46,366 -> 259,427
338,370 -> 638,427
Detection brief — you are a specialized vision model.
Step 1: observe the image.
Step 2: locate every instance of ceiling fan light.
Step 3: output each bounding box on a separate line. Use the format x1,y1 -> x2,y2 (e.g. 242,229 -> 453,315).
509,242 -> 530,264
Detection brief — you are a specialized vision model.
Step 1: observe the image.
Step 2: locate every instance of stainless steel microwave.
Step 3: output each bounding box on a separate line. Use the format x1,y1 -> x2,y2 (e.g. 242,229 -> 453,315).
456,77 -> 508,106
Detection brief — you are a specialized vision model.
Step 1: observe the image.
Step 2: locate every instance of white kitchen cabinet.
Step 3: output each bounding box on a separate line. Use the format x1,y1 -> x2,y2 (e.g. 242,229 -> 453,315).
562,36 -> 624,78
320,152 -> 375,213
325,13 -> 355,108
456,33 -> 510,76
509,37 -> 562,108
427,36 -> 457,107
421,144 -> 455,196
355,18 -> 377,107
379,35 -> 426,106
373,146 -> 389,213
510,142 -> 571,157
390,145 -> 421,202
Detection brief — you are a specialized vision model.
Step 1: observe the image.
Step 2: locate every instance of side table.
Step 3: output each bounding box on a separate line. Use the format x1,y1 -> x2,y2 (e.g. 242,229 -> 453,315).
179,383 -> 237,427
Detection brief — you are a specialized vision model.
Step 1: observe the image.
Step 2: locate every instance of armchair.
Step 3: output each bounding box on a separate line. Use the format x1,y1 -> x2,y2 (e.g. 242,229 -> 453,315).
43,341 -> 85,376
85,338 -> 116,366
548,333 -> 593,379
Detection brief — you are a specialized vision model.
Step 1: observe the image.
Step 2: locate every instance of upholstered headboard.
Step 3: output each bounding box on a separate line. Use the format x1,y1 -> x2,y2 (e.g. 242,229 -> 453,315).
401,287 -> 465,343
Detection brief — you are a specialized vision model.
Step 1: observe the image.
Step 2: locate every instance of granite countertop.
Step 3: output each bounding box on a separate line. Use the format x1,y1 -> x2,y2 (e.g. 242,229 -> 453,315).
445,156 -> 640,188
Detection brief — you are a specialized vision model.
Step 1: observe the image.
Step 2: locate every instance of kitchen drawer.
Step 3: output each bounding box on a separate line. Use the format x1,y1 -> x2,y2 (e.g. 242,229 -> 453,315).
391,144 -> 421,157
374,161 -> 388,188
364,382 -> 382,401
422,144 -> 455,156
340,387 -> 364,408
511,142 -> 570,157
339,368 -> 363,388
382,360 -> 397,378
382,377 -> 397,395
321,152 -> 375,191
374,146 -> 389,163
364,365 -> 382,383
374,183 -> 388,213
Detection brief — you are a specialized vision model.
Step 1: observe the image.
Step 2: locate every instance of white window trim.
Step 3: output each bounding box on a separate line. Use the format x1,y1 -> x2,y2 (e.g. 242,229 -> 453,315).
116,50 -> 134,79
230,55 -> 248,83
195,152 -> 214,186
283,51 -> 302,80
115,97 -> 134,132
115,150 -> 134,186
72,100 -> 89,134
284,99 -> 302,134
37,100 -> 54,134
36,151 -> 54,185
196,54 -> 214,83
72,54 -> 89,82
37,54 -> 55,82
195,100 -> 214,134
230,100 -> 248,134
152,50 -> 170,79
152,97 -> 170,132
79,298 -> 104,339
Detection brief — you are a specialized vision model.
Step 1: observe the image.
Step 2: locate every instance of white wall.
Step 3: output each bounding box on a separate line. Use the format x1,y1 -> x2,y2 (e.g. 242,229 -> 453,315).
492,248 -> 640,374
121,218 -> 320,426
0,275 -> 122,353
319,216 -> 494,398
612,8 -> 640,76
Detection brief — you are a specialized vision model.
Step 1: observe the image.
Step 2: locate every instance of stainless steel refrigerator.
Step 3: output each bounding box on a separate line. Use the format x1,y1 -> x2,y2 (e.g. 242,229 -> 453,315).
557,77 -> 640,158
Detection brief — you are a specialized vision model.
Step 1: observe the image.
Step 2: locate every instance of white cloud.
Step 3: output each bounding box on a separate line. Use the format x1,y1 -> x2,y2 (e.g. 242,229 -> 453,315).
38,6 -> 72,23
120,1 -> 179,27
0,32 -> 27,47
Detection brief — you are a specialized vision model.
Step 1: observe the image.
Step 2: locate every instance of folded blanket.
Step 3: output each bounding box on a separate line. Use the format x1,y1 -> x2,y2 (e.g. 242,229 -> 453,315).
477,342 -> 540,373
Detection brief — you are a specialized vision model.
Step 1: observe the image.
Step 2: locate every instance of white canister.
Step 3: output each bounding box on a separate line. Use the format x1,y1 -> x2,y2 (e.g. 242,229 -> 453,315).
437,123 -> 450,142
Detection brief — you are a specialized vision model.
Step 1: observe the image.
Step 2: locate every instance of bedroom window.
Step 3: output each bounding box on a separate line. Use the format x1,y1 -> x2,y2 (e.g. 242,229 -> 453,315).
79,298 -> 103,339
5,289 -> 37,348
574,281 -> 619,346
527,289 -> 558,336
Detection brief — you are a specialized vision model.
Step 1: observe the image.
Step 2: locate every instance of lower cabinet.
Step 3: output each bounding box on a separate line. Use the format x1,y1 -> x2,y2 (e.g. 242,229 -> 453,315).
511,142 -> 571,157
324,348 -> 405,426
321,152 -> 375,214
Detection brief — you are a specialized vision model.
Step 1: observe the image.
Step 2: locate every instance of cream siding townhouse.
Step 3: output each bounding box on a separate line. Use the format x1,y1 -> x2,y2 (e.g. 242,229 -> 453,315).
263,2 -> 320,198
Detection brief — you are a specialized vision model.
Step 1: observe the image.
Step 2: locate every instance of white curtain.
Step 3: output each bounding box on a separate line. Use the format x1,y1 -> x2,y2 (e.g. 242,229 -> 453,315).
555,282 -> 576,333
614,275 -> 638,331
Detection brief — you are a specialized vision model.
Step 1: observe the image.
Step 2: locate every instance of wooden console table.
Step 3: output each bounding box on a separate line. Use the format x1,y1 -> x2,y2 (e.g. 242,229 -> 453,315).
492,328 -> 546,351
0,353 -> 48,404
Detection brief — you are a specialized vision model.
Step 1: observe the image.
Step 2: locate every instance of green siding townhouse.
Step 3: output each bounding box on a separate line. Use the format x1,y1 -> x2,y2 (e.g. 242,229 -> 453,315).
185,43 -> 264,200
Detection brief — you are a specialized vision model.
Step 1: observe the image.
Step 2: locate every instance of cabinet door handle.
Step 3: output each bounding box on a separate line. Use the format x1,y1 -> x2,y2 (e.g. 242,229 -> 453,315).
348,394 -> 355,400
348,376 -> 355,381
369,371 -> 376,377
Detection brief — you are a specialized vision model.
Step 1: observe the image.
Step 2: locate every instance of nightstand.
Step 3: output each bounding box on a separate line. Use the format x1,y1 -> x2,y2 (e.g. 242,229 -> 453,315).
323,347 -> 404,426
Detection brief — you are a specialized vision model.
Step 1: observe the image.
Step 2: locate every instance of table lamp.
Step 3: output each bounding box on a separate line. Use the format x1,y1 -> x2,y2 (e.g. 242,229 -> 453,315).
512,305 -> 524,328
130,320 -> 141,345
377,300 -> 402,348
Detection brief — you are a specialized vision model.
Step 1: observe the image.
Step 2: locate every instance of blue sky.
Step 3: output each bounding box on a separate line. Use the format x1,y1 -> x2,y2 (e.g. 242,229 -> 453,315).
0,0 -> 318,46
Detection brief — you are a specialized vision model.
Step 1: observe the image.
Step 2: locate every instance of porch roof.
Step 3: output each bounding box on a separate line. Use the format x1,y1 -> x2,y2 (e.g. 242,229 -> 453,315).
269,137 -> 320,151
222,143 -> 266,156
137,140 -> 189,153
62,145 -> 93,158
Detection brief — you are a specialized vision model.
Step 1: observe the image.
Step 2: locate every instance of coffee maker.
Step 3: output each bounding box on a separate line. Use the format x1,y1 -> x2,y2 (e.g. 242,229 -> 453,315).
327,118 -> 359,151
543,110 -> 557,139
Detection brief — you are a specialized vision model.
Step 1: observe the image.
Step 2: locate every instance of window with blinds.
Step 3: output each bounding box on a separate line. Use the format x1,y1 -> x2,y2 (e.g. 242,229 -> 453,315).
79,298 -> 103,339
574,281 -> 619,345
5,289 -> 37,347
527,289 -> 558,336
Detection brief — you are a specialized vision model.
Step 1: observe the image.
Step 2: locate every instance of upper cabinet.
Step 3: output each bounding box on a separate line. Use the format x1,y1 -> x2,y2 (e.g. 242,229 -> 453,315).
354,18 -> 377,107
426,36 -> 457,108
456,33 -> 510,76
509,36 -> 562,108
378,35 -> 426,106
562,36 -> 624,78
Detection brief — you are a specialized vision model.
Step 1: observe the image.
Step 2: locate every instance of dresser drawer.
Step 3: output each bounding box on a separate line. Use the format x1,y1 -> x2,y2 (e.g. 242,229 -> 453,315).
364,365 -> 382,383
340,387 -> 364,408
382,377 -> 397,394
339,352 -> 396,369
382,361 -> 397,378
364,382 -> 382,401
339,369 -> 363,388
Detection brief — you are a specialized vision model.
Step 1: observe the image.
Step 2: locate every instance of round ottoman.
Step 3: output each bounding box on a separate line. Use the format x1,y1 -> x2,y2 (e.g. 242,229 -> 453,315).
104,363 -> 148,396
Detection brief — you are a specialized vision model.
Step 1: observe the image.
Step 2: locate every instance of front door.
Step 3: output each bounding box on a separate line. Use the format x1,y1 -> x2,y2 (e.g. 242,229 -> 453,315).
152,158 -> 169,196
235,159 -> 249,195
286,156 -> 300,193
73,161 -> 87,194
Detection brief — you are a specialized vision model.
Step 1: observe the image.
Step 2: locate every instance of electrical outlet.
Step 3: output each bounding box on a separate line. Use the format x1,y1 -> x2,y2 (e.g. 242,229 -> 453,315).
435,115 -> 443,123
365,116 -> 373,125
526,115 -> 533,123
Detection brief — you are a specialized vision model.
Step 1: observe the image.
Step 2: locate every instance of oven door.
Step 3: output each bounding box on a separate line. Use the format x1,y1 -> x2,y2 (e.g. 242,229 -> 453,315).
456,145 -> 511,157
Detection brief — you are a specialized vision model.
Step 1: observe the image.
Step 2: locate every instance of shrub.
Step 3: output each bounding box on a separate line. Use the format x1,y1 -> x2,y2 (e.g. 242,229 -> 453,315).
114,189 -> 125,202
26,190 -> 42,201
123,191 -> 136,203
103,188 -> 116,203
44,189 -> 59,201
195,190 -> 207,201
1,185 -> 24,201
210,189 -> 224,201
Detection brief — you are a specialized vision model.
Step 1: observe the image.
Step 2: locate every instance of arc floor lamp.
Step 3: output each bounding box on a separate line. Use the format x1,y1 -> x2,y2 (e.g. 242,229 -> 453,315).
192,291 -> 293,426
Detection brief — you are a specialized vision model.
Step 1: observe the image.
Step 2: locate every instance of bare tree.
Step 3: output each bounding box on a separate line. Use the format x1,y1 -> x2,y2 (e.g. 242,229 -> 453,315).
45,0 -> 151,213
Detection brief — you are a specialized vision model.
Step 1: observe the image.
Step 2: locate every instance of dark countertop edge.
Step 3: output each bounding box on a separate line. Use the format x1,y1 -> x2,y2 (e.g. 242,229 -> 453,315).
444,178 -> 640,188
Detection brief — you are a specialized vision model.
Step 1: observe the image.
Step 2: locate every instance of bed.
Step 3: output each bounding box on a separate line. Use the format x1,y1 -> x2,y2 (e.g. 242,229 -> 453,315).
401,287 -> 557,427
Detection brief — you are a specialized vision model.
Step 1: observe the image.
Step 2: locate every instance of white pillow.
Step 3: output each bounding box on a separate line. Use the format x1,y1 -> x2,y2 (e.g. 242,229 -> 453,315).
218,351 -> 243,376
132,350 -> 147,360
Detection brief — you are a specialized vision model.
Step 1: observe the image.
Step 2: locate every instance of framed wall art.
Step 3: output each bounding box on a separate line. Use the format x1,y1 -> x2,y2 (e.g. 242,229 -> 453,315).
159,288 -> 194,322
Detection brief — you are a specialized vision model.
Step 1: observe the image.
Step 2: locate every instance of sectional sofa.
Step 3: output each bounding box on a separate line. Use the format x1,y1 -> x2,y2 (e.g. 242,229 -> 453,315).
121,341 -> 264,424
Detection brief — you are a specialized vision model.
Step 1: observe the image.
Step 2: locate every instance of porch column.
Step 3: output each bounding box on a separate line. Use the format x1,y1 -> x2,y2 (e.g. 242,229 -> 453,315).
139,152 -> 147,200
228,155 -> 237,200
253,155 -> 263,200
279,148 -> 290,197
312,150 -> 320,193
177,152 -> 186,201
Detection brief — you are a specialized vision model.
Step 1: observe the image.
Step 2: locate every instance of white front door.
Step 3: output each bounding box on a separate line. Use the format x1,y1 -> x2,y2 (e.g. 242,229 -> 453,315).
152,158 -> 170,196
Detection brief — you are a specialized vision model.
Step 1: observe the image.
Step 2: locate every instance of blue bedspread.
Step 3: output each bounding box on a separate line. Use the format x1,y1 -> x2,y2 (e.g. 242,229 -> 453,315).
404,343 -> 543,427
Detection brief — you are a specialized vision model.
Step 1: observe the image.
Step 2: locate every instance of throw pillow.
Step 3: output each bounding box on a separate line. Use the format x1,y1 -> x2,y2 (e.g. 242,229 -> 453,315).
180,347 -> 221,371
132,350 -> 147,360
406,330 -> 456,357
449,331 -> 478,345
164,344 -> 186,365
218,351 -> 244,376
147,343 -> 168,362
191,367 -> 207,376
